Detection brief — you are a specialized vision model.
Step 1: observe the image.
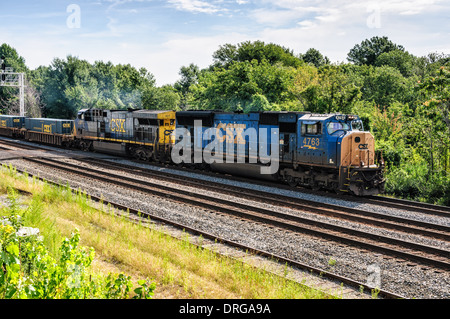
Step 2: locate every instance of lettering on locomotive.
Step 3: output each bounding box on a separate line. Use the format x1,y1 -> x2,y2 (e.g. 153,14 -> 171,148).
302,137 -> 320,150
216,123 -> 246,144
358,143 -> 368,150
111,119 -> 126,133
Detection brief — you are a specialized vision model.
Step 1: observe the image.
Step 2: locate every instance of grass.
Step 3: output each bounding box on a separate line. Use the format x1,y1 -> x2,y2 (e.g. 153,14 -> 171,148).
0,163 -> 336,299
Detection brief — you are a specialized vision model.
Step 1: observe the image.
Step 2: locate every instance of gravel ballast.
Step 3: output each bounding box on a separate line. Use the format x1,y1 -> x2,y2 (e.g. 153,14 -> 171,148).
3,155 -> 450,299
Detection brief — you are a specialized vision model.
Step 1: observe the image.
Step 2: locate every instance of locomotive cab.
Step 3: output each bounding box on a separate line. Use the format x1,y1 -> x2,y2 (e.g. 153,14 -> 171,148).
330,115 -> 385,196
281,113 -> 385,196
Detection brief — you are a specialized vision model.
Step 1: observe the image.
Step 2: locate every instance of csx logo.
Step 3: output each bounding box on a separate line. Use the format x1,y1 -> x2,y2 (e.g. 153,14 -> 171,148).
63,123 -> 71,128
0,120 -> 6,127
111,119 -> 126,133
358,144 -> 368,150
216,123 -> 246,144
44,125 -> 52,133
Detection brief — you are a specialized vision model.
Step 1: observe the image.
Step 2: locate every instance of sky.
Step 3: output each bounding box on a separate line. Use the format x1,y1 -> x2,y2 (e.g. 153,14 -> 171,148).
1,0 -> 449,86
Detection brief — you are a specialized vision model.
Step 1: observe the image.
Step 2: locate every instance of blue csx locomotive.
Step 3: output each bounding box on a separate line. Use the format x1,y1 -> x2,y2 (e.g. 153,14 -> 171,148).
0,109 -> 385,196
175,111 -> 385,196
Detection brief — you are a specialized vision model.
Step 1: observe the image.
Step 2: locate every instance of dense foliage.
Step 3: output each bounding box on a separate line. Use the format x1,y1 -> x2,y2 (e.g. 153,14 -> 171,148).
0,187 -> 155,299
0,37 -> 449,205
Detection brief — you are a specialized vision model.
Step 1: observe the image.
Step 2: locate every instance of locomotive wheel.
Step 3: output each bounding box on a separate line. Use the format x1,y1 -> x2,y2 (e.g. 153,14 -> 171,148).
80,141 -> 92,152
286,176 -> 298,187
311,181 -> 321,191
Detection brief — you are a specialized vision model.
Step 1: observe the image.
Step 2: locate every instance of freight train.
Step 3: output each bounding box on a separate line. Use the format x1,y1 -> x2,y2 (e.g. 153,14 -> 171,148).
0,109 -> 385,196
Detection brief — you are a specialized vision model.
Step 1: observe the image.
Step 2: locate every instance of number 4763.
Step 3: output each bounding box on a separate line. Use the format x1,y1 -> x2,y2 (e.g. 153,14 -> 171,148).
303,137 -> 320,146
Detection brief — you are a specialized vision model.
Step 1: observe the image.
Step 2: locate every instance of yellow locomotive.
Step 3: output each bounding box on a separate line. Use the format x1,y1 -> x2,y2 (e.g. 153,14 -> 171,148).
74,108 -> 176,162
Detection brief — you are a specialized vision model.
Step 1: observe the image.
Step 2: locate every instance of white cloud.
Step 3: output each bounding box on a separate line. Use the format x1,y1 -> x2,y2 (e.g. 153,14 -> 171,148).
373,0 -> 440,15
1,0 -> 449,86
168,0 -> 222,14
145,32 -> 251,85
249,8 -> 310,26
297,20 -> 316,29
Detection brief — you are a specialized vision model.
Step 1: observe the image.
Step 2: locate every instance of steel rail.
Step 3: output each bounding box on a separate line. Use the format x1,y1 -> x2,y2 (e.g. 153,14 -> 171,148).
22,157 -> 450,271
77,157 -> 450,241
2,136 -> 449,218
366,195 -> 450,218
9,164 -> 407,299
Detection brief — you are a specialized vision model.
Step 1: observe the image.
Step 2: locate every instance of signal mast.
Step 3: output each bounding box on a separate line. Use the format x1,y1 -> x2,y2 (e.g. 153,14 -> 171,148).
0,55 -> 26,116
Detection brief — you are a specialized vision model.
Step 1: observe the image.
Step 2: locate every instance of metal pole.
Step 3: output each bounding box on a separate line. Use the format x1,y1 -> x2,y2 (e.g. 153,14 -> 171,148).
19,73 -> 25,116
0,68 -> 26,116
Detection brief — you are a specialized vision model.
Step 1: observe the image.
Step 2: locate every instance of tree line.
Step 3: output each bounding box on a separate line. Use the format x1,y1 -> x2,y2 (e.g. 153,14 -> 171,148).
0,36 -> 449,205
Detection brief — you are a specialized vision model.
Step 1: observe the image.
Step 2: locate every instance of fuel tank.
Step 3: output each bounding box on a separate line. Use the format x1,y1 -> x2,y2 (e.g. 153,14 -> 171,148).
210,163 -> 279,181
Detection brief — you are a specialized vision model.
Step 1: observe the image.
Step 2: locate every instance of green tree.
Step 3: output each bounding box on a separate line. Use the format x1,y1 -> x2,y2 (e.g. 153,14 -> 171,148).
212,40 -> 303,68
347,36 -> 405,66
0,44 -> 29,114
174,63 -> 200,109
0,43 -> 28,73
416,66 -> 450,174
212,43 -> 238,68
360,65 -> 412,107
418,66 -> 450,131
375,50 -> 415,77
301,48 -> 330,68
300,65 -> 361,114
142,85 -> 180,110
39,56 -> 97,118
243,94 -> 271,113
192,59 -> 295,111
37,56 -> 157,118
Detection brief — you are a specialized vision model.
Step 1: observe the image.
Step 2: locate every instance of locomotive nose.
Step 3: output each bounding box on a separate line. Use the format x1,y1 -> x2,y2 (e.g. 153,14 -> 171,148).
341,132 -> 375,168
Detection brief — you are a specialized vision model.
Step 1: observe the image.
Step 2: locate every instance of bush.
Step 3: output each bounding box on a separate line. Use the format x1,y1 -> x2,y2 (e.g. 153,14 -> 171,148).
0,189 -> 155,299
385,163 -> 450,205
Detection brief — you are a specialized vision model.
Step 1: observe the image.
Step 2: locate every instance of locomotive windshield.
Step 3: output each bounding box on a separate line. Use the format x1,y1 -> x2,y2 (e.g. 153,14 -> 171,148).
327,119 -> 364,135
327,122 -> 350,135
351,120 -> 364,131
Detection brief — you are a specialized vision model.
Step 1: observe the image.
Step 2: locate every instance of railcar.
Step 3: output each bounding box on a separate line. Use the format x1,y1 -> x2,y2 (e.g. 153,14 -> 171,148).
0,115 -> 75,146
0,115 -> 25,137
24,118 -> 75,146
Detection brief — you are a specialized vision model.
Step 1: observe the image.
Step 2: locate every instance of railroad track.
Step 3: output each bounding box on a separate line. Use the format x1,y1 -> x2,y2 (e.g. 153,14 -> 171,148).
2,137 -> 449,240
2,136 -> 450,218
20,157 -> 450,273
2,138 -> 450,289
0,138 -> 41,150
77,157 -> 450,242
365,195 -> 450,218
6,158 -> 405,299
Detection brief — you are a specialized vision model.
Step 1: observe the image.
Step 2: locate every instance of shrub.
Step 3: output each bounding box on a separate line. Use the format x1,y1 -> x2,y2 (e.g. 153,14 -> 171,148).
0,190 -> 155,299
385,162 -> 450,205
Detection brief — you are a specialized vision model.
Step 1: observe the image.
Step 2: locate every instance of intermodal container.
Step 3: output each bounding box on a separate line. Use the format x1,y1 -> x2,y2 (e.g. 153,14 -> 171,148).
24,118 -> 74,135
0,115 -> 25,128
